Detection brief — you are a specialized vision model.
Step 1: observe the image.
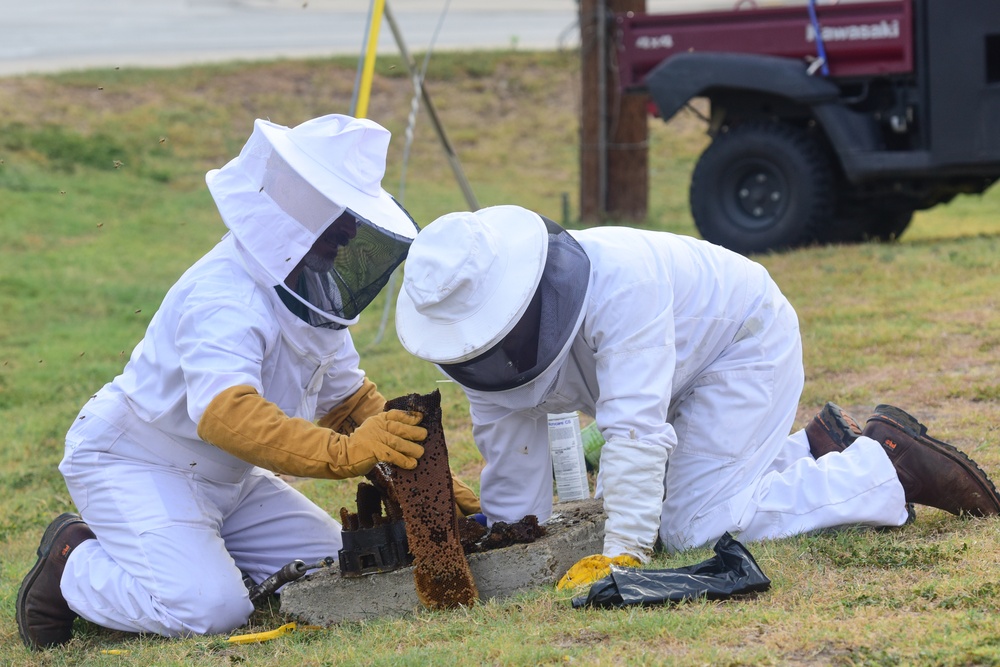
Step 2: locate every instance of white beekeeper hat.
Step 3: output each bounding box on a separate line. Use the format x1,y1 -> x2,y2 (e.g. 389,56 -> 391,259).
206,114 -> 418,327
395,205 -> 549,364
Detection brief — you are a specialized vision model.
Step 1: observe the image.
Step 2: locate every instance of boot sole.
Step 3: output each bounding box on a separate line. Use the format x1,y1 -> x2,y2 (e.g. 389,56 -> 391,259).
872,405 -> 1000,516
807,402 -> 862,458
822,402 -> 862,445
16,512 -> 84,650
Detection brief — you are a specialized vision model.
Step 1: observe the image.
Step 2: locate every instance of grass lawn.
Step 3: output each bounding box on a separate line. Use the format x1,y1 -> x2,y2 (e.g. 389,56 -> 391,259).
1,49 -> 1000,665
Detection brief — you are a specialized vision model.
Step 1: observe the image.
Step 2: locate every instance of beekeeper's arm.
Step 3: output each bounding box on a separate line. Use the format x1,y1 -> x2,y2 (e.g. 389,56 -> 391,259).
557,277 -> 676,589
177,299 -> 426,478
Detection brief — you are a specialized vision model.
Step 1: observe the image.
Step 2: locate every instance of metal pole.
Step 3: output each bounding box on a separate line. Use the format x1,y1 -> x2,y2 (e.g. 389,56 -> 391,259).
383,1 -> 479,210
350,0 -> 377,116
354,0 -> 387,118
597,0 -> 608,215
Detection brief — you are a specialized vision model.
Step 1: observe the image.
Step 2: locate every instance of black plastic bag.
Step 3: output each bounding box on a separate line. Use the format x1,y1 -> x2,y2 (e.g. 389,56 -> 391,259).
572,532 -> 770,609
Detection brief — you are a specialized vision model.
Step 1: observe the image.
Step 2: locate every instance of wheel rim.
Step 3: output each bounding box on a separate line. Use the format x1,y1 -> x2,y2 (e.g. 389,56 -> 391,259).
722,158 -> 788,232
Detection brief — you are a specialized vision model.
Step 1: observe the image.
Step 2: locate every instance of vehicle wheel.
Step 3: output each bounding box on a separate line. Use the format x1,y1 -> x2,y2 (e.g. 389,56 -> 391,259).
690,121 -> 834,254
819,200 -> 915,244
862,207 -> 914,241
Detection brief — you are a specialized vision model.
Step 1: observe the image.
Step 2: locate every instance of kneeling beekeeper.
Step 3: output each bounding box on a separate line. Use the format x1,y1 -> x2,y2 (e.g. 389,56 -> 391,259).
394,205 -> 1000,590
16,114 -> 479,650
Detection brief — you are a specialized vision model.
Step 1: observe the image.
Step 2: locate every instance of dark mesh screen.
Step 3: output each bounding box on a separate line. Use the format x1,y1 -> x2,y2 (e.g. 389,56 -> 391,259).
280,201 -> 417,328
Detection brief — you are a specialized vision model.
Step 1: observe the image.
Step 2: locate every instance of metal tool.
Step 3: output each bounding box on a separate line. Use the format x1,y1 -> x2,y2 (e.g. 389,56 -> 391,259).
247,556 -> 335,603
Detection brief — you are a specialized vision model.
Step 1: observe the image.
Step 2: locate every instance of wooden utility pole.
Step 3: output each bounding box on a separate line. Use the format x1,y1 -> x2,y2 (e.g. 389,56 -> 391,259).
579,0 -> 649,223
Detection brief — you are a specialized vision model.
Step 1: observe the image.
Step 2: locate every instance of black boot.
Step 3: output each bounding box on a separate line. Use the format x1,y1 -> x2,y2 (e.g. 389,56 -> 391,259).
863,405 -> 1000,517
16,513 -> 96,650
805,402 -> 862,459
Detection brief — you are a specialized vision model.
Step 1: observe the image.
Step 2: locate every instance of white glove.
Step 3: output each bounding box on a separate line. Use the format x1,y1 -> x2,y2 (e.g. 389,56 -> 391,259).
599,434 -> 669,563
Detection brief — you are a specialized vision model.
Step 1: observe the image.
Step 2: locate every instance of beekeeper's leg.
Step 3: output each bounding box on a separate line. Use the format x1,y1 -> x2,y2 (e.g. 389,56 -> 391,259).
734,436 -> 910,543
658,294 -> 907,552
60,422 -> 256,636
221,468 -> 342,588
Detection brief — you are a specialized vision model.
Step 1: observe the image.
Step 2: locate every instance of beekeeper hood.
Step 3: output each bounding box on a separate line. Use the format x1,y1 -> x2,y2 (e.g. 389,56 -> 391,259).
396,205 -> 591,392
206,114 -> 418,328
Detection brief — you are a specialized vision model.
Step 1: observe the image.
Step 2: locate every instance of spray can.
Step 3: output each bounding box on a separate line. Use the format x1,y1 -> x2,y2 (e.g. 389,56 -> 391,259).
580,422 -> 605,472
547,412 -> 590,502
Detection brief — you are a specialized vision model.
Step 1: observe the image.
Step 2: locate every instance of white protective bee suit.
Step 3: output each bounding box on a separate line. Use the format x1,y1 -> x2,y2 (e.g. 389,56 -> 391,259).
57,115 -> 428,637
395,206 -> 909,570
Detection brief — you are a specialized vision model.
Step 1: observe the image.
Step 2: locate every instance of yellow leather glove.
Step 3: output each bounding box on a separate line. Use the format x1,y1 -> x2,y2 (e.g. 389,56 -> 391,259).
317,377 -> 385,435
198,384 -> 426,479
556,554 -> 641,590
452,473 -> 481,516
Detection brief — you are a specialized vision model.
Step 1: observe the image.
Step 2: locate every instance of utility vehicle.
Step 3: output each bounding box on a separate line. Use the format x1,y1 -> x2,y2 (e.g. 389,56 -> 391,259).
616,0 -> 1000,253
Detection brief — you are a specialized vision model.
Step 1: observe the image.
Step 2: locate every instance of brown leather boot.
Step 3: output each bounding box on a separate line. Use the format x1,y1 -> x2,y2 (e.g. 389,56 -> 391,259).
16,513 -> 96,650
809,402 -> 916,526
863,405 -> 1000,517
806,402 -> 862,459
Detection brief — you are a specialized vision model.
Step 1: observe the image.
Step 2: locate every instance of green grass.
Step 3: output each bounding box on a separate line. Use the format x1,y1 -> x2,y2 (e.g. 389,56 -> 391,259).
2,50 -> 1000,665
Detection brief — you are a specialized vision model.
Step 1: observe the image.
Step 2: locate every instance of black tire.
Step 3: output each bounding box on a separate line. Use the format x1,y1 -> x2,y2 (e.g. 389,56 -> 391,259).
819,199 -> 915,244
690,122 -> 834,254
862,207 -> 914,242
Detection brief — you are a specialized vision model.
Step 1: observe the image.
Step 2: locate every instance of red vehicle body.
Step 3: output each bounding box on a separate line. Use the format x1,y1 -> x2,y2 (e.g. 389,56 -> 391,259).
619,1 -> 914,83
615,0 -> 1000,253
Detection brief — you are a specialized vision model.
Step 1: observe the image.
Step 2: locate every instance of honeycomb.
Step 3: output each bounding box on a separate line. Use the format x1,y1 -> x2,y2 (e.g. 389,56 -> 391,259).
385,390 -> 479,609
337,392 -> 547,601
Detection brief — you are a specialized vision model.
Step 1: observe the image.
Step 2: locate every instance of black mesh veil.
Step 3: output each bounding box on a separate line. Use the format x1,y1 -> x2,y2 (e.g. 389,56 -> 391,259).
279,203 -> 418,328
438,216 -> 591,392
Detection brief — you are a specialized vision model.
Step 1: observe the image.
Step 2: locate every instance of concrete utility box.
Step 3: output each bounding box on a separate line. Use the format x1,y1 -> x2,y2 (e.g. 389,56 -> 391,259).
280,499 -> 606,626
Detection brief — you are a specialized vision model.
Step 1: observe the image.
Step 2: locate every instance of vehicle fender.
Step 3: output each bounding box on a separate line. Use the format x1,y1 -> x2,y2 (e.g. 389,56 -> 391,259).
644,52 -> 840,121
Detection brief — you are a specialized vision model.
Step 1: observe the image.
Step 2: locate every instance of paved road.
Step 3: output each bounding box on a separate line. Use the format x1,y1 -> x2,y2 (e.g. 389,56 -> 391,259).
0,0 -> 584,76
0,0 -> 717,76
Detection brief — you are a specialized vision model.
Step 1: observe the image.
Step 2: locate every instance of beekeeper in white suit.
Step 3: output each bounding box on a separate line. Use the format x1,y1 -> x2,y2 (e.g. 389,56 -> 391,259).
16,114 -> 479,651
394,205 -> 1000,590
